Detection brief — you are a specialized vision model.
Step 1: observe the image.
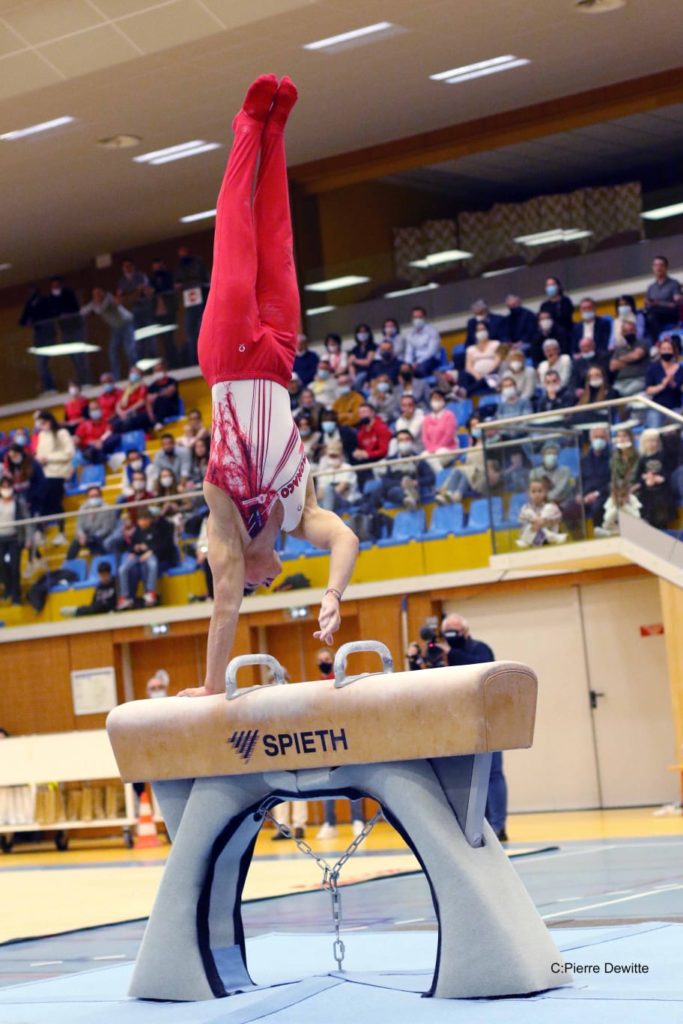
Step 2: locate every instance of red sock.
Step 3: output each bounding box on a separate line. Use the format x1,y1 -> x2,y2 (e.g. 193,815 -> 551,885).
240,74 -> 278,123
267,76 -> 298,131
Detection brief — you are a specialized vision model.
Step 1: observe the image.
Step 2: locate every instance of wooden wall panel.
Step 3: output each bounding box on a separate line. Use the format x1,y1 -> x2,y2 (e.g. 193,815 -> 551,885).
128,635 -> 204,699
0,637 -> 74,735
67,631 -> 116,731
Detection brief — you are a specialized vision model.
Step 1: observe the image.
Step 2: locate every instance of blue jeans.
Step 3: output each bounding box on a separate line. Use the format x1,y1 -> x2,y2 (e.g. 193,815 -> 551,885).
413,355 -> 441,378
324,799 -> 364,825
109,322 -> 137,380
118,553 -> 158,598
485,751 -> 507,834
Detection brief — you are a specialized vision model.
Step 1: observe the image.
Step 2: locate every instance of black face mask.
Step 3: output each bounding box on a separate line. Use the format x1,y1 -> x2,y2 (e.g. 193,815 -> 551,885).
661,352 -> 675,362
318,660 -> 333,675
442,630 -> 466,649
400,373 -> 413,383
381,352 -> 393,361
358,416 -> 371,426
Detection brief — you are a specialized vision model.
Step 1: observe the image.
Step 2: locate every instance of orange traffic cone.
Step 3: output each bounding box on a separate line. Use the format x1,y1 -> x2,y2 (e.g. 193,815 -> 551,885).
135,792 -> 160,849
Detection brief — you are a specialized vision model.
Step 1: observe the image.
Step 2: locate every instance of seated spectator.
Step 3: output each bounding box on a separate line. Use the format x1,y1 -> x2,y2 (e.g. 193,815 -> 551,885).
644,335 -> 683,427
353,402 -> 392,464
435,415 -> 488,505
152,433 -> 190,486
635,429 -> 675,530
574,365 -> 615,420
178,407 -> 210,448
609,317 -> 649,397
610,294 -> 646,348
595,428 -> 641,536
570,337 -> 611,396
97,372 -> 123,421
466,299 -> 505,348
188,436 -> 209,486
530,310 -> 569,362
396,364 -> 430,408
111,367 -> 151,433
155,468 -> 190,530
433,368 -> 466,403
80,287 -> 136,381
534,369 -> 573,416
537,339 -> 572,388
495,375 -> 533,426
369,375 -> 400,423
292,335 -> 318,386
63,382 -> 88,431
539,276 -> 574,335
311,359 -> 339,407
405,306 -> 442,378
516,479 -> 567,548
333,373 -> 363,427
75,399 -> 120,463
571,297 -> 611,354
63,560 -> 117,617
287,373 -> 303,412
315,409 -> 357,464
463,326 -> 501,394
381,317 -> 407,361
422,391 -> 458,471
644,256 -> 682,342
501,350 -> 537,401
529,440 -> 575,504
315,440 -> 360,512
323,333 -> 348,375
347,324 -> 376,385
366,338 -> 402,385
120,450 -> 151,497
394,394 -> 424,449
368,429 -> 435,511
298,412 -> 321,461
35,410 -> 75,542
67,485 -> 116,559
146,359 -> 180,426
295,387 -> 323,430
580,426 -> 612,528
117,508 -> 176,609
0,478 -> 28,605
501,294 -> 537,351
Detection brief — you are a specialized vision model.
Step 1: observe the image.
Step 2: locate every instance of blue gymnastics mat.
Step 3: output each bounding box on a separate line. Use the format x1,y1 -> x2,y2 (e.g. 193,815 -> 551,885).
0,923 -> 680,1023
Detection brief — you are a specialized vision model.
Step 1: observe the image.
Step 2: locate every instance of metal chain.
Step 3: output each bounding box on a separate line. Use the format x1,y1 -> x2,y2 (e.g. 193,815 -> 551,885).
256,801 -> 383,971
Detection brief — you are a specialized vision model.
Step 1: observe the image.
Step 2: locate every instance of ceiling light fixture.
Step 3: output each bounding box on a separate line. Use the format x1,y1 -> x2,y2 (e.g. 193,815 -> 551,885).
408,249 -> 473,268
179,208 -> 217,223
431,56 -> 529,85
0,116 -> 74,141
0,263 -> 11,271
304,21 -> 395,51
134,141 -> 220,165
481,265 -> 526,278
305,305 -> 337,315
514,228 -> 592,245
641,202 -> 683,221
384,283 -> 440,298
305,275 -> 370,292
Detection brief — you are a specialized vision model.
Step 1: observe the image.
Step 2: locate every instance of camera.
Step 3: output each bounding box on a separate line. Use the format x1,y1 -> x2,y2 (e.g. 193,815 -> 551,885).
419,619 -> 445,668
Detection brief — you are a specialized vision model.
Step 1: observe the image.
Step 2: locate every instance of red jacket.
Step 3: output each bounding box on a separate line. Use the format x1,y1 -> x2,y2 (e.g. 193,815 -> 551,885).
75,419 -> 111,447
356,416 -> 392,460
64,397 -> 88,423
98,388 -> 123,420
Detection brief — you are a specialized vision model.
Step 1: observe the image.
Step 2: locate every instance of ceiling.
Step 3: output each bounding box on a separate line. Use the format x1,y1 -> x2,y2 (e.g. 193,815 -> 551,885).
1,0 -> 683,286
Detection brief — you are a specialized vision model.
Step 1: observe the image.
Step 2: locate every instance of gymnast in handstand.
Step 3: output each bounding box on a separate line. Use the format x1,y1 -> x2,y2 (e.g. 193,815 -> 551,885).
180,76 -> 359,697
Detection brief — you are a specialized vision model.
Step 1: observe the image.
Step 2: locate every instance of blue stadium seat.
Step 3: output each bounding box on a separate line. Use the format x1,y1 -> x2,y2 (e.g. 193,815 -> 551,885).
447,399 -> 473,426
78,463 -> 106,491
477,394 -> 500,411
426,504 -> 465,539
507,492 -> 528,522
281,534 -> 320,559
166,555 -> 198,576
557,448 -> 579,474
163,396 -> 186,425
120,429 -> 147,453
377,509 -> 425,547
463,496 -> 504,533
49,558 -> 88,592
72,554 -> 118,590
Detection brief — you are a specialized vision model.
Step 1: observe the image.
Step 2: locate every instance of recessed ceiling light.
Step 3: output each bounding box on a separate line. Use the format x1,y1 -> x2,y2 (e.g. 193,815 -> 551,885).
179,209 -> 217,223
304,21 -> 403,53
513,228 -> 592,245
0,116 -> 74,141
97,134 -> 142,149
431,55 -> 529,85
481,265 -> 526,278
305,275 -> 370,292
305,305 -> 336,315
134,141 -> 220,165
641,202 -> 683,221
408,249 -> 473,268
0,263 -> 11,271
574,0 -> 626,13
384,283 -> 440,298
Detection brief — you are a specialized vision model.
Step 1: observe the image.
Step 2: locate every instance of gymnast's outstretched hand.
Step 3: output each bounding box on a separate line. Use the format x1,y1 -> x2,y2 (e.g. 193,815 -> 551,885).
178,685 -> 218,698
313,591 -> 341,646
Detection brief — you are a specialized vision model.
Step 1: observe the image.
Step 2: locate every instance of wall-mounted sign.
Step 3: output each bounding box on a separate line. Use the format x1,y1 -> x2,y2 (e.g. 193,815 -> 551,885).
70,667 -> 117,716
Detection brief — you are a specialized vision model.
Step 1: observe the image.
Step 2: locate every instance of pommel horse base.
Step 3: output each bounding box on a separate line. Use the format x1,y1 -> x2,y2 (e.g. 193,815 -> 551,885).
106,641 -> 571,1002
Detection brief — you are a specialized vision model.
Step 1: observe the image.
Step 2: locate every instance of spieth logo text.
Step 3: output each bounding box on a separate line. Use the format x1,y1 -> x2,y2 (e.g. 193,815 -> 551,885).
229,728 -> 348,761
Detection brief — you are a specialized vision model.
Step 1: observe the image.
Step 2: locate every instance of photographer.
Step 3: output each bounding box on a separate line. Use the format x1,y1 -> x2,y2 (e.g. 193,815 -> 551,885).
440,613 -> 509,843
418,621 -> 447,669
406,642 -> 425,671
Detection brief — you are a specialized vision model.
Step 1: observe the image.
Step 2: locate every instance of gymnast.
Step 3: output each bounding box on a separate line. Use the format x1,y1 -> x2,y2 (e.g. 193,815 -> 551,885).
180,76 -> 359,697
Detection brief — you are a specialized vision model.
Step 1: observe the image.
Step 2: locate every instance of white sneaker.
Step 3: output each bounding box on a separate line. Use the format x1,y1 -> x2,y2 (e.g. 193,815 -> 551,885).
316,823 -> 338,839
352,820 -> 364,837
51,532 -> 67,546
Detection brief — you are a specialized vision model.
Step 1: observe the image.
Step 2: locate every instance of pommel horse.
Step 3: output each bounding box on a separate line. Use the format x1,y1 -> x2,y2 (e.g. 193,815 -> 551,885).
106,641 -> 571,1001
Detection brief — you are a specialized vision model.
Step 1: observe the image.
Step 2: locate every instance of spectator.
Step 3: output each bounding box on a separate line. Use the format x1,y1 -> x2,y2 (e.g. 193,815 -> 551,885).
537,339 -> 572,388
570,337 -> 611,396
501,350 -> 537,401
381,317 -> 407,361
145,359 -> 181,427
644,256 -> 682,342
530,310 -> 569,362
635,429 -> 675,530
435,417 -> 488,505
178,407 -> 210,449
146,670 -> 170,698
104,470 -> 155,554
516,479 -> 566,548
315,439 -> 360,512
3,444 -> 47,518
501,294 -> 537,351
465,299 -> 505,348
595,428 -> 641,536
539,275 -> 574,335
80,287 -> 136,381
287,373 -> 303,413
644,335 -> 683,427
394,394 -> 424,449
48,276 -> 89,383
315,647 -> 365,839
152,433 -> 190,485
298,412 -> 321,461
111,367 -> 151,433
0,478 -> 28,604
75,399 -> 120,463
365,338 -> 402,385
295,387 -> 323,431
156,468 -> 190,531
117,257 -> 153,347
529,440 -> 575,504
433,368 -> 466,403
347,324 -> 376,385
535,369 -> 572,416
63,382 -> 88,431
120,451 -> 151,498
570,297 -> 611,354
35,410 -> 75,543
174,245 -> 207,365
188,436 -> 209,486
369,374 -> 400,423
422,391 -> 458,471
311,359 -> 339,407
20,285 -> 57,394
353,403 -> 392,465
292,335 -> 319,386
406,641 -> 425,670
495,374 -> 533,424
580,425 -> 612,528
97,372 -> 123,421
440,613 -> 508,841
373,429 -> 434,510
117,508 -> 177,609
404,306 -> 442,378
396,364 -> 430,408
193,515 -> 213,601
316,409 -> 357,464
148,257 -> 178,367
575,364 -> 614,413
609,317 -> 649,397
67,485 -> 116,559
333,373 -> 363,427
463,326 -> 501,394
610,294 -> 646,348
323,333 -> 347,375
63,560 -> 117,617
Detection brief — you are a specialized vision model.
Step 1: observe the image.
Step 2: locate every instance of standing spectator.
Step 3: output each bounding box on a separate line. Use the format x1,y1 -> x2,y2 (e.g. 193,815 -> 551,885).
117,258 -> 154,352
315,409 -> 357,464
501,350 -> 537,401
353,403 -> 392,465
440,613 -> 508,842
539,276 -> 574,335
75,399 -> 120,463
381,317 -> 407,361
97,372 -> 123,421
35,411 -> 75,544
292,335 -> 319,386
48,277 -> 90,383
63,382 -> 88,431
178,408 -> 209,449
537,339 -> 572,388
644,335 -> 683,427
394,394 -> 425,448
580,426 -> 612,528
570,337 -> 611,396
463,327 -> 501,394
148,258 -> 179,367
152,433 -> 191,485
347,324 -> 376,386
0,478 -> 28,605
111,367 -> 151,433
315,440 -> 360,512
3,444 -> 47,519
465,299 -> 505,348
644,256 -> 682,342
570,297 -> 611,354
501,294 -> 537,351
67,485 -> 116,559
610,294 -> 646,348
62,560 -> 117,617
609,318 -> 649,397
422,391 -> 458,472
333,373 -> 363,427
315,647 -> 365,839
174,245 -> 207,366
366,338 -> 402,385
20,286 -> 57,394
80,287 -> 136,381
145,359 -> 180,427
323,333 -> 347,375
117,508 -> 176,609
404,306 -> 442,378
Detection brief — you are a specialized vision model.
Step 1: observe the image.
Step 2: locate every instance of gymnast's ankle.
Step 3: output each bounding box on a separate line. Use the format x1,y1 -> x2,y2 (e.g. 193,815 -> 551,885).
236,74 -> 278,126
266,76 -> 298,132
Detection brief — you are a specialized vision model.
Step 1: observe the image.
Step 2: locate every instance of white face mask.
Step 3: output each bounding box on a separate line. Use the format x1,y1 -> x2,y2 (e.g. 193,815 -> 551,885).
475,331 -> 488,343
68,386 -> 79,397
509,361 -> 524,372
581,310 -> 595,322
0,488 -> 12,499
412,317 -> 425,329
543,454 -> 558,469
397,442 -> 413,455
430,400 -> 444,413
357,332 -> 370,343
616,441 -> 632,450
539,318 -> 552,331
502,387 -> 517,402
338,385 -> 351,396
132,479 -> 145,490
588,377 -> 603,388
149,690 -> 167,699
377,382 -> 391,393
130,459 -> 143,471
618,305 -> 631,318
90,408 -> 102,420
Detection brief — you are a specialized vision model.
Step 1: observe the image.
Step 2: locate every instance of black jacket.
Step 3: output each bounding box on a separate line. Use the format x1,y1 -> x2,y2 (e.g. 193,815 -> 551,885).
570,317 -> 611,354
445,636 -> 494,667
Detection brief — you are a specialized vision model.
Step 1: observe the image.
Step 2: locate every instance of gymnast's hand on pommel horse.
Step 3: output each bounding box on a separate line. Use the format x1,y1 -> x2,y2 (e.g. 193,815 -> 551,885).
180,76 -> 359,697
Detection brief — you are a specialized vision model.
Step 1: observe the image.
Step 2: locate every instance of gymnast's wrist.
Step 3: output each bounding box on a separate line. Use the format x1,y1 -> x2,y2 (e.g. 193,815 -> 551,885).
324,587 -> 342,603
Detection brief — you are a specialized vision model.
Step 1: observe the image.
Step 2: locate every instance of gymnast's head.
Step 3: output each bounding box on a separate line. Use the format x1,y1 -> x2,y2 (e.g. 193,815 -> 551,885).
244,543 -> 281,590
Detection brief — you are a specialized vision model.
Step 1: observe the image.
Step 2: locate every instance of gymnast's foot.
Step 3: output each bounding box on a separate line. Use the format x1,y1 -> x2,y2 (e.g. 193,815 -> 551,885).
235,74 -> 278,128
266,76 -> 298,131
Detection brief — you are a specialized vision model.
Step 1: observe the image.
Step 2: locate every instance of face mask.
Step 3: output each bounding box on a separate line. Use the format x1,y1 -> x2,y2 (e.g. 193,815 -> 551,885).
510,361 -> 524,372
338,385 -> 351,396
377,382 -> 391,393
471,427 -> 482,438
86,496 -> 102,506
160,475 -> 173,487
588,377 -> 603,388
149,690 -> 166,699
321,421 -> 336,434
69,386 -> 79,397
581,351 -> 595,360
130,459 -> 143,471
397,442 -> 413,455
591,438 -> 607,452
103,383 -> 114,393
618,305 -> 631,318
443,630 -> 466,649
90,409 -> 102,421
14,436 -> 28,447
318,369 -> 330,380
51,288 -> 61,296
299,427 -> 311,437
581,311 -> 595,322
384,326 -> 397,338
546,284 -> 559,297
430,400 -> 444,413
412,317 -> 425,329
359,416 -> 371,427
318,660 -> 333,675
661,352 -> 675,362
133,479 -> 145,490
475,314 -> 486,322
0,488 -> 12,499
543,454 -> 558,469
622,330 -> 635,342
357,331 -> 370,343
539,318 -> 552,331
475,331 -> 488,342
129,373 -> 141,384
502,387 -> 518,402
616,441 -> 632,450
381,351 -> 393,362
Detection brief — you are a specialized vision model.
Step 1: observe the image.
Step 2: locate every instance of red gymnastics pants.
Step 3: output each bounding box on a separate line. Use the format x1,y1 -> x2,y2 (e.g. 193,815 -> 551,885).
198,114 -> 299,390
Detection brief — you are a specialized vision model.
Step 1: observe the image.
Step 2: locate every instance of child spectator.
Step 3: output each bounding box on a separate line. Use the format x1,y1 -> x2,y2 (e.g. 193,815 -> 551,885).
61,561 -> 117,617
67,485 -> 116,559
516,479 -> 567,548
75,399 -> 119,464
